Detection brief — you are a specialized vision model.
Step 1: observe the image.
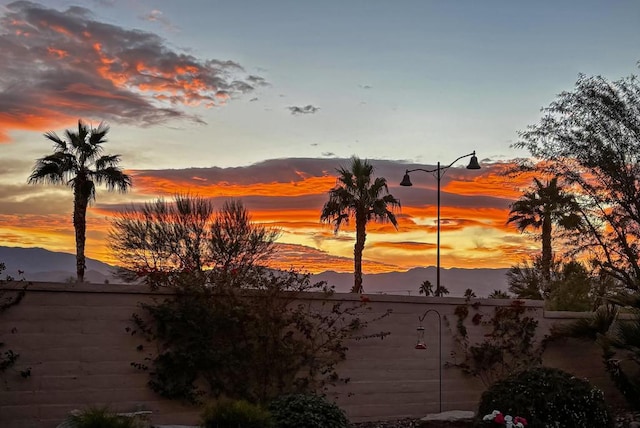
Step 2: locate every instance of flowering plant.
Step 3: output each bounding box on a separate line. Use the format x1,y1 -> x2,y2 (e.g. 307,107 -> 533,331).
483,410 -> 527,428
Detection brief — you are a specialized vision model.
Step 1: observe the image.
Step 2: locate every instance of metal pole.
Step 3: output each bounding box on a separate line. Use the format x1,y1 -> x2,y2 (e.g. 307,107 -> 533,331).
436,162 -> 441,297
438,310 -> 442,413
400,151 -> 479,297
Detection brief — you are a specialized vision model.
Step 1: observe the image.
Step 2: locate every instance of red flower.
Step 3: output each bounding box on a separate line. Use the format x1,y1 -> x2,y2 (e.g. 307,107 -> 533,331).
494,413 -> 505,424
514,416 -> 528,426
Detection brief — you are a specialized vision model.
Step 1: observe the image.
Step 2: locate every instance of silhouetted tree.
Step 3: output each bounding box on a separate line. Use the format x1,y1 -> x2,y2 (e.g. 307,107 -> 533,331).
320,157 -> 400,293
507,177 -> 582,282
488,290 -> 510,299
28,120 -> 131,282
418,279 -> 449,296
109,196 -> 279,282
514,70 -> 640,291
515,68 -> 640,407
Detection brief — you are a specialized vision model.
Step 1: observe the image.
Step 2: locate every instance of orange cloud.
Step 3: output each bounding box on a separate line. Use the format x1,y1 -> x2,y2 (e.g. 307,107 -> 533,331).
0,111 -> 73,143
4,157 -> 538,274
130,172 -> 337,198
0,2 -> 266,142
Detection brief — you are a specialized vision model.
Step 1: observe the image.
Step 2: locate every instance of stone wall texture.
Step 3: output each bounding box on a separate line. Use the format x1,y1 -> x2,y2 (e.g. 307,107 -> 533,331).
0,283 -> 624,428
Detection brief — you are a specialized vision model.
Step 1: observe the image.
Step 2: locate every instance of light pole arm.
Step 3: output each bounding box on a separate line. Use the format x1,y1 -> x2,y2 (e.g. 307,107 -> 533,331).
404,151 -> 477,175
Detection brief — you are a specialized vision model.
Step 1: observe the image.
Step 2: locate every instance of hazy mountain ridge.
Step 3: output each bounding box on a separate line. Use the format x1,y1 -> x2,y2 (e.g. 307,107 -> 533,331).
0,246 -> 509,296
0,246 -> 122,284
313,267 -> 509,297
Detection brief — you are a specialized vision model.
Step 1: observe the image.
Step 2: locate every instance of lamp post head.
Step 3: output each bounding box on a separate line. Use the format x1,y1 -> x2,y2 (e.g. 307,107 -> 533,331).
400,171 -> 413,187
466,152 -> 481,170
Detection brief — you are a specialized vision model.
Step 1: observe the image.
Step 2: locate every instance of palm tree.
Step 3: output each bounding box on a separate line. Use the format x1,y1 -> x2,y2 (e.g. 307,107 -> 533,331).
418,279 -> 449,296
320,157 -> 400,293
507,176 -> 582,282
28,120 -> 131,283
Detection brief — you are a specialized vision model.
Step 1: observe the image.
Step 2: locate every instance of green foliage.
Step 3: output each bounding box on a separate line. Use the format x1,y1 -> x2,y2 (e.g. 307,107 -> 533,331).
509,256 -> 613,311
448,299 -> 543,386
201,398 -> 273,428
546,260 -> 592,311
476,367 -> 613,428
268,393 -> 349,428
507,257 -> 547,300
65,406 -> 143,428
551,301 -> 640,410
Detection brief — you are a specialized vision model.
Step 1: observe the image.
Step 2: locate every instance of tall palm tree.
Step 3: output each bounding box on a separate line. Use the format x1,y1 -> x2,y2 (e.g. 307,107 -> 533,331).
28,120 -> 131,282
507,176 -> 582,282
320,157 -> 400,293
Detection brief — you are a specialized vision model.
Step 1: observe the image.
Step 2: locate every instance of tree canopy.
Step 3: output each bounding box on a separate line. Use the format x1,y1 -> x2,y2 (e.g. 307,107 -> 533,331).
514,72 -> 640,291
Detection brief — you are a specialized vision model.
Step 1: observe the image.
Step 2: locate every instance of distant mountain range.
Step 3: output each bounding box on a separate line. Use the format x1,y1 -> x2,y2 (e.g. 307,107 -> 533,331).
0,246 -> 510,297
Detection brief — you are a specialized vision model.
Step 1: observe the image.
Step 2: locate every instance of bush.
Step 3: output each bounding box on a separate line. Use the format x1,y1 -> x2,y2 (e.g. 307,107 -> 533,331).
201,398 -> 273,428
64,406 -> 143,428
476,367 -> 613,428
269,393 -> 348,428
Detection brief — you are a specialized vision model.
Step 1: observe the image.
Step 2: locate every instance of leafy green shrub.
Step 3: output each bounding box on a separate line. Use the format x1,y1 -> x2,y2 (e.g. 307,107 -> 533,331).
269,393 -> 348,428
65,406 -> 143,428
476,367 -> 613,428
201,398 -> 272,428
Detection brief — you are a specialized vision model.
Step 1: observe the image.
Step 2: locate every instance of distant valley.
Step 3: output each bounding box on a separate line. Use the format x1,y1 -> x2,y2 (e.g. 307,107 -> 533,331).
0,246 -> 510,297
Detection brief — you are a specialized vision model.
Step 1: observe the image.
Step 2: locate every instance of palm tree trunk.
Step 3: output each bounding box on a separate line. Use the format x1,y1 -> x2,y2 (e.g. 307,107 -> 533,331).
352,218 -> 366,293
73,188 -> 88,283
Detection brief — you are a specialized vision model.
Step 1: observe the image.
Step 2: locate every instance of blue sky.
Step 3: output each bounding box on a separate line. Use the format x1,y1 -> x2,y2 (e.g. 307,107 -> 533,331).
0,0 -> 639,273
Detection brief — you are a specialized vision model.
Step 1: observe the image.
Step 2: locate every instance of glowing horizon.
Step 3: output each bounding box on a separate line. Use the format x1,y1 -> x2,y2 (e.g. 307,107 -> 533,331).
1,1 -> 635,275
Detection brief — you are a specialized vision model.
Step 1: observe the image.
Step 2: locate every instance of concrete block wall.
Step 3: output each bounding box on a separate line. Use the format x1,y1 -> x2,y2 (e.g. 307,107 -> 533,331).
0,283 -> 623,428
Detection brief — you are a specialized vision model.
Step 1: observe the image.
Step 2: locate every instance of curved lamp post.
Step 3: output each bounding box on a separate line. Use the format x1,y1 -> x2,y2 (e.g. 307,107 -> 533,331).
400,151 -> 480,296
415,309 -> 442,413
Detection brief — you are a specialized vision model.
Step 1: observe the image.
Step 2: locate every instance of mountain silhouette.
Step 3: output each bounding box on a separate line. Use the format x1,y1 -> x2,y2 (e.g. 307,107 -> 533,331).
0,246 -> 510,296
0,246 -> 119,283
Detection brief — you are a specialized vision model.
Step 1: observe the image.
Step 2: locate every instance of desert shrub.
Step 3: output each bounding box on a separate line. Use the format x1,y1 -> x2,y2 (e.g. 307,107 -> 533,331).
268,393 -> 348,428
448,299 -> 544,386
130,268 -> 389,404
122,198 -> 391,404
476,366 -> 612,428
201,397 -> 273,428
64,406 -> 143,428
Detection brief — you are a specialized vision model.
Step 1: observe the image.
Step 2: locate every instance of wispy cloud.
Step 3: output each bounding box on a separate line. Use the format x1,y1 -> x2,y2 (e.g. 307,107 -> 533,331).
0,2 -> 266,142
139,9 -> 178,32
287,105 -> 319,115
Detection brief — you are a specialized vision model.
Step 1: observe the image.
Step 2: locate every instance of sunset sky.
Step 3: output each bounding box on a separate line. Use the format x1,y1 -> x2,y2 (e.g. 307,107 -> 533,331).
1,0 -> 639,275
